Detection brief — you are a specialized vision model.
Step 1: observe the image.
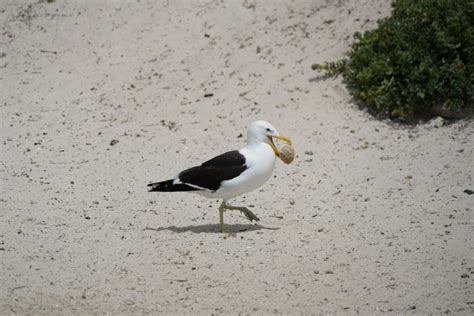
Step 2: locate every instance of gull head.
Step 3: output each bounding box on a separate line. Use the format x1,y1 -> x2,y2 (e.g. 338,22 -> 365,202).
247,120 -> 292,156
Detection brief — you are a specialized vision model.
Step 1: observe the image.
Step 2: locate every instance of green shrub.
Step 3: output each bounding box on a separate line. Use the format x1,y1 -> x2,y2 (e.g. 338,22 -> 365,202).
312,0 -> 474,120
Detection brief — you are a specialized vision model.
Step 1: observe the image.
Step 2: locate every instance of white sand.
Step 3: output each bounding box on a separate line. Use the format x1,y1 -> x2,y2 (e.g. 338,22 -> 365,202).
1,0 -> 473,314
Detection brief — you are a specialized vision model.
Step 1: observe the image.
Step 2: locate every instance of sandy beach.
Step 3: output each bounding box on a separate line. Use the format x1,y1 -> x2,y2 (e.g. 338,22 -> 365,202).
1,0 -> 473,314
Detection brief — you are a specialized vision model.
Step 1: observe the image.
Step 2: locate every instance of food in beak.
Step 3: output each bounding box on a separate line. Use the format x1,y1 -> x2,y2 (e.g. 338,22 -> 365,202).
267,135 -> 294,163
279,144 -> 295,164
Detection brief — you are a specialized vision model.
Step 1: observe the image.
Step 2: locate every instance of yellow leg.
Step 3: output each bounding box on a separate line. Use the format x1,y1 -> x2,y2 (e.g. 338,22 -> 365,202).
223,204 -> 260,222
219,202 -> 225,233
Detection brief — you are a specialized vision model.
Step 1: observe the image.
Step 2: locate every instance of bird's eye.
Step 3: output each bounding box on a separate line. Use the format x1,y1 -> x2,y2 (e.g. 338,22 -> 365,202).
266,128 -> 271,132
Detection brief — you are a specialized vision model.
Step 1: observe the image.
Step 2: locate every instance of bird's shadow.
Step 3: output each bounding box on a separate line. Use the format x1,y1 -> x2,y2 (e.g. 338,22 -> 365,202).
144,223 -> 280,234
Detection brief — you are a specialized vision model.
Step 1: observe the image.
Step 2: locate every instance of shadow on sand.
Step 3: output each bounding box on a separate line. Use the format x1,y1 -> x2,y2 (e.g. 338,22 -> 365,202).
143,223 -> 280,234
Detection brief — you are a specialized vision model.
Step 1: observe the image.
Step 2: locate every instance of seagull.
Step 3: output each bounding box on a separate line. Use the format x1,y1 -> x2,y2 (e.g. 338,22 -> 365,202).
147,120 -> 292,232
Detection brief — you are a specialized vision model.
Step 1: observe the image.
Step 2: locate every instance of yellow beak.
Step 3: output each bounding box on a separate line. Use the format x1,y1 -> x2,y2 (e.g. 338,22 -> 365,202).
267,135 -> 292,157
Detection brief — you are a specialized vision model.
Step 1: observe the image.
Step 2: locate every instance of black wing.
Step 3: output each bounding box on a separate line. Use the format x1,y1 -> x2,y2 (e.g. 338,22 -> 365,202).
178,150 -> 247,191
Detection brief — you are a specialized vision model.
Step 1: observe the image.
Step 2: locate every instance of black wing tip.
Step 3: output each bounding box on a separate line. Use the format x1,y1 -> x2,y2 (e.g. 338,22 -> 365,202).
147,179 -> 200,192
147,179 -> 173,192
147,186 -> 159,192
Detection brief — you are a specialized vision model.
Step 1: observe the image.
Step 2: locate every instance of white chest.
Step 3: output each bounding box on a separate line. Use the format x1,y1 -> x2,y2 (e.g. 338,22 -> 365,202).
216,143 -> 276,200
